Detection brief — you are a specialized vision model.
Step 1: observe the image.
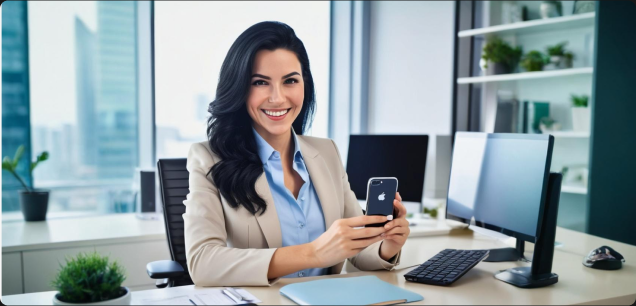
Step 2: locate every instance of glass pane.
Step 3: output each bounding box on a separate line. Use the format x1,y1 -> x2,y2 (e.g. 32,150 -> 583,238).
154,1 -> 331,159
2,1 -> 32,213
24,1 -> 139,217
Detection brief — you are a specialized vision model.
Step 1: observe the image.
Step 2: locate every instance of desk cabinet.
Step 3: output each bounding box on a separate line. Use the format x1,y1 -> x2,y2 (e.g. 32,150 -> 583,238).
4,240 -> 170,294
2,252 -> 24,295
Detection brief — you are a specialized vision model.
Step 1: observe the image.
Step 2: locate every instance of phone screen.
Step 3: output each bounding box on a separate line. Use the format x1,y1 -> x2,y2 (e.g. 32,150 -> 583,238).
365,178 -> 398,227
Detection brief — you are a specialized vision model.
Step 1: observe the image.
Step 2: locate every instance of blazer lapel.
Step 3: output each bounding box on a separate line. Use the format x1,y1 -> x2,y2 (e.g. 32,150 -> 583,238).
298,136 -> 341,229
254,172 -> 283,248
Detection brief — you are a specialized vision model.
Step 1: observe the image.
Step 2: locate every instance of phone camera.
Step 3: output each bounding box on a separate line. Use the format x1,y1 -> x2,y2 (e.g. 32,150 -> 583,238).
371,180 -> 381,186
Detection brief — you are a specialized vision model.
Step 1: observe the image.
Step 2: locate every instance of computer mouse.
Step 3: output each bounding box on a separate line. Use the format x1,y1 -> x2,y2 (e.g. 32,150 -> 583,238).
583,245 -> 625,270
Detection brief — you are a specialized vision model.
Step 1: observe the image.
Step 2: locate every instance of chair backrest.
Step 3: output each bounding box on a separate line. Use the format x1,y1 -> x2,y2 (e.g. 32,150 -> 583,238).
157,158 -> 193,287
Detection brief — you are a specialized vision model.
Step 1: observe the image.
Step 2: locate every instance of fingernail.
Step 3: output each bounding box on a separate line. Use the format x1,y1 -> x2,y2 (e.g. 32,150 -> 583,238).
387,215 -> 393,221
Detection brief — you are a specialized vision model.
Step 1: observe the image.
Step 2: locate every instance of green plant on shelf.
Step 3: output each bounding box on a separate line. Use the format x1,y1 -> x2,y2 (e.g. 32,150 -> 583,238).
571,94 -> 589,107
546,42 -> 568,56
481,37 -> 522,71
520,50 -> 548,72
51,252 -> 127,304
1,145 -> 48,192
423,207 -> 438,218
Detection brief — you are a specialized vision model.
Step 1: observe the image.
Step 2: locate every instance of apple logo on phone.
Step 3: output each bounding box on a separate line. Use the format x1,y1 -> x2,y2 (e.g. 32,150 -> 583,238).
378,192 -> 386,201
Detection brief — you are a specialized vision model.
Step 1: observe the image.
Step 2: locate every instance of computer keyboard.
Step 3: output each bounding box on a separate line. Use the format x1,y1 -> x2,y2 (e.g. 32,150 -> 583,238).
404,249 -> 489,286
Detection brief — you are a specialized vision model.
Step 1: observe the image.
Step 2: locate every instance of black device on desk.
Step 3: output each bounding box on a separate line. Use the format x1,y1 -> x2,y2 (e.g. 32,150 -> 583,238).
405,132 -> 561,288
346,135 -> 428,204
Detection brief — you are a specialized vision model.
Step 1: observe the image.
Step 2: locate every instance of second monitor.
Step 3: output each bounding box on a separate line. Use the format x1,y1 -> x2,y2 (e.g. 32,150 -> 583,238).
346,135 -> 429,206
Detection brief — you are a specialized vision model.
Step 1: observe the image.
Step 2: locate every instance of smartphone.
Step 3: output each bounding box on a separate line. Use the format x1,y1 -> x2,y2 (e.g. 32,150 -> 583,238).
364,177 -> 398,227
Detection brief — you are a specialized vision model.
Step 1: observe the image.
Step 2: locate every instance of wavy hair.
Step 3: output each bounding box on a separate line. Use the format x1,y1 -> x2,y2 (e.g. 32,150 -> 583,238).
206,21 -> 316,215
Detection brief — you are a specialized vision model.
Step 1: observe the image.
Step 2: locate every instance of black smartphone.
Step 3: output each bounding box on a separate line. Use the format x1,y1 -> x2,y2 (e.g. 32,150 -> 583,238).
364,177 -> 398,227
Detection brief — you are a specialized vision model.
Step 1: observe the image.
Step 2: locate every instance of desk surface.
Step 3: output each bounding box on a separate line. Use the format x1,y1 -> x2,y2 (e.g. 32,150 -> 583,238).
3,227 -> 635,305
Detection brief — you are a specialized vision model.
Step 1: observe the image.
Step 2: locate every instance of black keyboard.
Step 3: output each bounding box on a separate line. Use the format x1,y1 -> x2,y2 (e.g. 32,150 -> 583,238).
404,249 -> 489,286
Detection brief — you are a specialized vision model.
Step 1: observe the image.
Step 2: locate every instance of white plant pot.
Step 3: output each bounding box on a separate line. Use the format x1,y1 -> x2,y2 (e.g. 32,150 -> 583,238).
53,287 -> 131,305
571,107 -> 590,132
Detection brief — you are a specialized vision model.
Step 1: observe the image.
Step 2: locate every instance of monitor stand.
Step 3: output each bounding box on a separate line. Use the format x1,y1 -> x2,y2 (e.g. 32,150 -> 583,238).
483,238 -> 525,262
494,172 -> 561,288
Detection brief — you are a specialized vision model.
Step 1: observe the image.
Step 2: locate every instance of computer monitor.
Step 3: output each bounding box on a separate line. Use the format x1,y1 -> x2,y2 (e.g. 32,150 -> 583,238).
446,132 -> 553,242
446,132 -> 561,288
346,135 -> 428,205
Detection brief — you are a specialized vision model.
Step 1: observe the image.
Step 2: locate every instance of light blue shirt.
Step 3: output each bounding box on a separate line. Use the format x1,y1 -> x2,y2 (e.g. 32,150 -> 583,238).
253,128 -> 327,278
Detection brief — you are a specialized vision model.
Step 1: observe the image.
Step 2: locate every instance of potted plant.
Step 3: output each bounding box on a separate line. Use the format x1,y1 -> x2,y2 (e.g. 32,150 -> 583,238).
51,252 -> 130,305
2,145 -> 50,221
480,37 -> 522,75
571,94 -> 590,132
546,42 -> 574,69
520,50 -> 548,72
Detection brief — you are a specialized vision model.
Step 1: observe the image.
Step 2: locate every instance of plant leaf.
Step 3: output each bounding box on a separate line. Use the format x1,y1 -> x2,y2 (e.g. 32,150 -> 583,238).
13,145 -> 24,168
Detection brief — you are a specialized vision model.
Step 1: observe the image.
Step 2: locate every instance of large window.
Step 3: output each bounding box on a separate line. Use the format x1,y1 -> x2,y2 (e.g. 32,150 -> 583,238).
2,1 -> 143,218
154,1 -> 331,159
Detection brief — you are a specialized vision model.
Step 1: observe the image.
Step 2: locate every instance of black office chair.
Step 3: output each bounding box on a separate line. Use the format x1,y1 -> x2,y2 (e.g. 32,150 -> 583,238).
146,158 -> 193,288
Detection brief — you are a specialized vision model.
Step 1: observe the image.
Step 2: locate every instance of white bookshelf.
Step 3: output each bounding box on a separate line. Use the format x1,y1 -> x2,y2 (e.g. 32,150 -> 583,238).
561,184 -> 588,195
457,67 -> 593,84
550,131 -> 590,138
458,12 -> 595,38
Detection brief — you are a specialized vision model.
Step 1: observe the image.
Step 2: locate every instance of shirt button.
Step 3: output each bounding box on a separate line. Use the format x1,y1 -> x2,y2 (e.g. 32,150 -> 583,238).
299,222 -> 305,229
301,196 -> 306,201
298,272 -> 305,277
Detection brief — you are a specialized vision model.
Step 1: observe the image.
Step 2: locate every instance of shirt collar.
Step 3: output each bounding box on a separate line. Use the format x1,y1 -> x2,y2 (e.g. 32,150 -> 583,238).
252,127 -> 304,165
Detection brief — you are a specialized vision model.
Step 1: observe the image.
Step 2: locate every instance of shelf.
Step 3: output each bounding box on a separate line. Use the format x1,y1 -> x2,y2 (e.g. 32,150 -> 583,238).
550,131 -> 590,138
457,67 -> 593,84
458,12 -> 596,38
561,184 -> 588,195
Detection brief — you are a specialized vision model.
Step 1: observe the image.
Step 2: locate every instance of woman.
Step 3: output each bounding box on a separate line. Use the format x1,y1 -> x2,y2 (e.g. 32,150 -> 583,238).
184,21 -> 410,286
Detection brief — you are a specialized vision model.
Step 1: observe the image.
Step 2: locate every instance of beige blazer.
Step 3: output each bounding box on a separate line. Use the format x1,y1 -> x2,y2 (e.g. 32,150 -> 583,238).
183,135 -> 400,287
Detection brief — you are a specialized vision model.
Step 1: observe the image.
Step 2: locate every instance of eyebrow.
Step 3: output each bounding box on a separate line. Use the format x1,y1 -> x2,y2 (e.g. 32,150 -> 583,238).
251,72 -> 300,80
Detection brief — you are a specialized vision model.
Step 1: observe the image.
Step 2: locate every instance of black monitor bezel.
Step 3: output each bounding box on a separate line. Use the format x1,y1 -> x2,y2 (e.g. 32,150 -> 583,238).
445,132 -> 554,243
346,134 -> 429,202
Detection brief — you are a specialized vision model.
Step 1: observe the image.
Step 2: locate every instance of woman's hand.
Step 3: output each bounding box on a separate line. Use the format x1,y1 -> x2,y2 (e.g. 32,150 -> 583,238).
379,192 -> 410,261
309,215 -> 390,268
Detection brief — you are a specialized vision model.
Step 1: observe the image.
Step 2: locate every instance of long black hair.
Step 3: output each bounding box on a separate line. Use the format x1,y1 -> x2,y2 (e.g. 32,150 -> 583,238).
206,21 -> 316,216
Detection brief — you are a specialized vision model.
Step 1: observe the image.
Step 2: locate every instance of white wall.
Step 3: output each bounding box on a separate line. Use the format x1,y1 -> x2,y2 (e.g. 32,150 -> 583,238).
367,1 -> 455,199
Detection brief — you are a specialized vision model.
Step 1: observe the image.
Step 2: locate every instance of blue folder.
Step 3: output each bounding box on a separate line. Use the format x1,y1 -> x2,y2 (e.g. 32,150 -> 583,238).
279,275 -> 424,305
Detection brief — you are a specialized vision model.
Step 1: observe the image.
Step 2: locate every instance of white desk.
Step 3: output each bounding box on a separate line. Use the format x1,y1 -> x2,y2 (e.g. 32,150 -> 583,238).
4,227 -> 635,305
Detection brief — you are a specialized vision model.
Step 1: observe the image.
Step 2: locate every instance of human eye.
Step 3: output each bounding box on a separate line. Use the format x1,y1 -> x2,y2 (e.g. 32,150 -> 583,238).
252,80 -> 268,86
284,78 -> 299,84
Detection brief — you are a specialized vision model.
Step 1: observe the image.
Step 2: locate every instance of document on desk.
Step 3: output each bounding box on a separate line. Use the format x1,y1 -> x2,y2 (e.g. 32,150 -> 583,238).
140,288 -> 261,305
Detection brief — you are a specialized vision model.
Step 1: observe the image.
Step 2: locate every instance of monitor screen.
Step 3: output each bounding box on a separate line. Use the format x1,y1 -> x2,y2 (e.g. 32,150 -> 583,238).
346,135 -> 428,202
446,132 -> 553,240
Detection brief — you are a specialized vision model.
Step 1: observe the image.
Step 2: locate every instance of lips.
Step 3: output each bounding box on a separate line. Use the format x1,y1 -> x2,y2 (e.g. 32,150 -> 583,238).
261,108 -> 291,121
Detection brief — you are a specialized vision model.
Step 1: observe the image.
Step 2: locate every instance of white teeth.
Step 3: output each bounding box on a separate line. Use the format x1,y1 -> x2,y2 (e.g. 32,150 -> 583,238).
264,109 -> 288,117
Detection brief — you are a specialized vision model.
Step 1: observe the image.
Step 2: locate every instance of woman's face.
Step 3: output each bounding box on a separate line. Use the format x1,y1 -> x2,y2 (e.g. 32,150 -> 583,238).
247,48 -> 304,138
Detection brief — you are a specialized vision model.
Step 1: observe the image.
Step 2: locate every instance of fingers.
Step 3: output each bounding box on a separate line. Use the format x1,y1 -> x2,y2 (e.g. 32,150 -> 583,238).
384,225 -> 409,236
350,235 -> 384,249
348,226 -> 385,239
344,215 -> 390,227
384,218 -> 409,231
393,192 -> 407,218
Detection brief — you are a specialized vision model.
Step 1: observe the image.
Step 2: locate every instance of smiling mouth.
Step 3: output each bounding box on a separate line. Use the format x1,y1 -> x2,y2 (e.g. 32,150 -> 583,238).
261,108 -> 291,117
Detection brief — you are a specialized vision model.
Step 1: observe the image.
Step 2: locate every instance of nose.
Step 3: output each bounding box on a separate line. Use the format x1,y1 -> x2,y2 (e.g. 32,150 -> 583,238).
268,83 -> 285,104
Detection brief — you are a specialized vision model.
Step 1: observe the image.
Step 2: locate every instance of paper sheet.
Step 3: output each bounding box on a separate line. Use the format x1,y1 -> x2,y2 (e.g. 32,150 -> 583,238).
139,289 -> 262,305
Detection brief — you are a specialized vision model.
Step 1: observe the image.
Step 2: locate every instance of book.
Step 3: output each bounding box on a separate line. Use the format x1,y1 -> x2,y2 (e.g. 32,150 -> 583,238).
279,275 -> 423,305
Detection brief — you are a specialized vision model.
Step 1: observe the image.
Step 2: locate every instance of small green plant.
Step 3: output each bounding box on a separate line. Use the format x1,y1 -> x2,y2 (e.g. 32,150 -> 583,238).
1,145 -> 48,192
52,252 -> 126,303
520,50 -> 548,71
423,207 -> 438,218
481,37 -> 522,71
546,42 -> 568,56
571,94 -> 589,107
